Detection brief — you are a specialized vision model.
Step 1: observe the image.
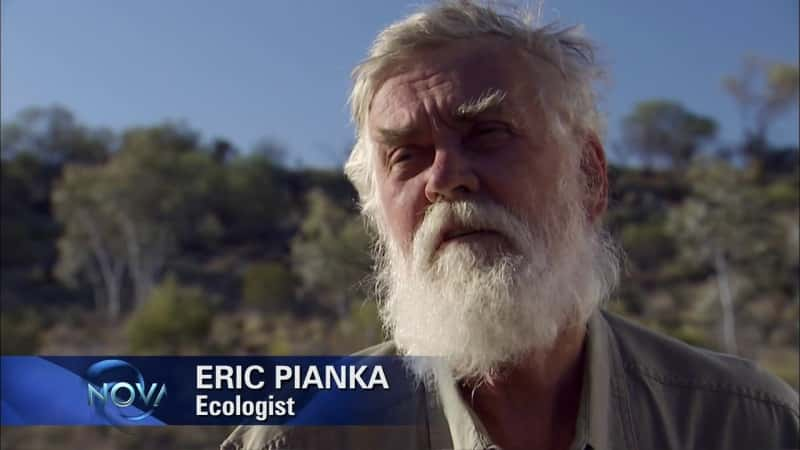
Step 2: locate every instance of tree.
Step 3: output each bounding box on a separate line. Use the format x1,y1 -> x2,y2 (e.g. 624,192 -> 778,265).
108,125 -> 215,306
0,105 -> 111,165
53,164 -> 127,319
723,57 -> 799,157
290,189 -> 372,319
667,161 -> 784,354
210,138 -> 238,165
52,124 -> 217,317
250,137 -> 287,167
1,153 -> 60,270
622,100 -> 717,169
221,151 -> 292,244
1,106 -> 111,291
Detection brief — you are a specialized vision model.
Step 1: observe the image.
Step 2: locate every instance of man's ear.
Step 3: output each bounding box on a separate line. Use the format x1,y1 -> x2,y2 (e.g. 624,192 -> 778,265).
580,133 -> 608,223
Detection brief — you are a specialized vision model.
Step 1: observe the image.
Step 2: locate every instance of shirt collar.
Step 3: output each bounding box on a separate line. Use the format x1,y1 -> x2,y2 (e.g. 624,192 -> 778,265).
581,310 -> 614,450
428,310 -> 620,450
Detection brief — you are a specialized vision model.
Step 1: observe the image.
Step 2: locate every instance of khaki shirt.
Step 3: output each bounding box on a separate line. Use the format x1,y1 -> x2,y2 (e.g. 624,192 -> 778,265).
220,311 -> 799,449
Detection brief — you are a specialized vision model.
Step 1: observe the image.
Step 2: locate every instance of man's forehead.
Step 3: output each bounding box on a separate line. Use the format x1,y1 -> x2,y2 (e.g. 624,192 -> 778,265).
366,38 -> 553,132
370,70 -> 506,133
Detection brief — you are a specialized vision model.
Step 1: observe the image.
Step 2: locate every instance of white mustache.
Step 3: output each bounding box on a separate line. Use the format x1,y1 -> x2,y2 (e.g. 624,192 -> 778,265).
411,199 -> 531,267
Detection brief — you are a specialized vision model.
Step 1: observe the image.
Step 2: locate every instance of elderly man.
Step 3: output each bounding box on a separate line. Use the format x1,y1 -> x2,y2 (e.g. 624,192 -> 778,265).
222,2 -> 799,449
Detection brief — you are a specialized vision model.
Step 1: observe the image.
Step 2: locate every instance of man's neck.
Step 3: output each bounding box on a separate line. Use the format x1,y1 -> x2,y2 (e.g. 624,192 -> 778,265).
460,324 -> 588,450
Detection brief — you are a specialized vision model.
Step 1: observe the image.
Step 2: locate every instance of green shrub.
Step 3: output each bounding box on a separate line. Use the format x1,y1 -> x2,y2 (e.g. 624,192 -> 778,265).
621,221 -> 676,270
0,308 -> 42,354
127,275 -> 215,353
764,179 -> 799,208
242,262 -> 296,313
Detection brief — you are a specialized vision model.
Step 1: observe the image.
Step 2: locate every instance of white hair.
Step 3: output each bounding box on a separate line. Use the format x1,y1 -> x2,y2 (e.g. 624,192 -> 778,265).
344,0 -> 606,224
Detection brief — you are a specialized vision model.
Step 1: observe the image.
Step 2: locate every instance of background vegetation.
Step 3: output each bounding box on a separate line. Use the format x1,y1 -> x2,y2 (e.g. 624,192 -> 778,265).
1,58 -> 797,449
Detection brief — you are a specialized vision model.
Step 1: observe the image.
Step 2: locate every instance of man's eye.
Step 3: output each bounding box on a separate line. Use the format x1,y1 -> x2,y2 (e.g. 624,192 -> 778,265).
389,148 -> 413,166
471,122 -> 512,138
465,122 -> 514,150
386,146 -> 431,179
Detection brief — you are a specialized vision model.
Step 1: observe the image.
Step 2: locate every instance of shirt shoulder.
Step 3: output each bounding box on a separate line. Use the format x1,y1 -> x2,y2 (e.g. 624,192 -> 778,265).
602,311 -> 799,449
219,342 -> 402,450
604,311 -> 797,410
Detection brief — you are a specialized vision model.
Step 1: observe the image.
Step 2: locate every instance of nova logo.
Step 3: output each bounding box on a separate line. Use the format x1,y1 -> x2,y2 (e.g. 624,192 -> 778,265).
86,359 -> 166,422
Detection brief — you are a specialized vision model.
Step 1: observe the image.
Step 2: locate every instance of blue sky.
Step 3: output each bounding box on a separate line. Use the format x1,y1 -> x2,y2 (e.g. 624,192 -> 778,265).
2,1 -> 798,167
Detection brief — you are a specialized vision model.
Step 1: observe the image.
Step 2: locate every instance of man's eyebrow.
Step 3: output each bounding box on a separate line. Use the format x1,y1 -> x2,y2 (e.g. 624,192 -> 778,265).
454,88 -> 508,120
374,125 -> 419,148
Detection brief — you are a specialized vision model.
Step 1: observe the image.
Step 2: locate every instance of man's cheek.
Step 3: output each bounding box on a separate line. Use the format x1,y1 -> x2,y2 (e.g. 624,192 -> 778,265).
387,188 -> 426,247
375,202 -> 413,257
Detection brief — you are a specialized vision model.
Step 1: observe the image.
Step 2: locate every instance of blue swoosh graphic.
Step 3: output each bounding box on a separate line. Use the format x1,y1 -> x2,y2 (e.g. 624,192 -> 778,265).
1,356 -> 164,426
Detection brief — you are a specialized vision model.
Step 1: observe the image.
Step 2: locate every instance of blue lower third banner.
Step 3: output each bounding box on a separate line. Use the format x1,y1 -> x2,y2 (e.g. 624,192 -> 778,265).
0,356 -> 426,426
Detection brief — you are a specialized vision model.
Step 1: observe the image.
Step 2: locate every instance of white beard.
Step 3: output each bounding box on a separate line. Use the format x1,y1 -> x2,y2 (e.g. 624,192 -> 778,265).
374,191 -> 619,385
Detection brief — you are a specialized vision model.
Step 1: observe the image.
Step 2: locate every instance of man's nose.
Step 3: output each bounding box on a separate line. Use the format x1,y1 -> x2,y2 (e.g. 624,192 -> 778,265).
424,144 -> 479,203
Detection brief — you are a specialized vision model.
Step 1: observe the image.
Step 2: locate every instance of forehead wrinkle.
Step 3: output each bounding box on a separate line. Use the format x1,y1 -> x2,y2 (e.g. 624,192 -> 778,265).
372,82 -> 452,146
370,88 -> 424,143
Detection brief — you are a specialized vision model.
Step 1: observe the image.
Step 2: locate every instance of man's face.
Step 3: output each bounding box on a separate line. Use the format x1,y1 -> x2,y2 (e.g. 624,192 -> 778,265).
364,38 -> 608,381
368,37 -> 570,256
